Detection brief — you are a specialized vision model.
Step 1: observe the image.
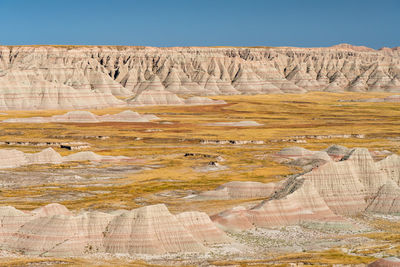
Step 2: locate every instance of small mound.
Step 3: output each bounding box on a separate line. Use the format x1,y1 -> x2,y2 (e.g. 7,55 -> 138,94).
184,96 -> 226,105
199,181 -> 279,200
2,110 -> 159,123
26,148 -> 63,165
0,149 -> 28,168
205,120 -> 262,127
63,151 -> 103,162
99,110 -> 150,122
276,146 -> 314,158
31,203 -> 71,217
383,95 -> 400,102
63,151 -> 130,162
52,111 -> 99,123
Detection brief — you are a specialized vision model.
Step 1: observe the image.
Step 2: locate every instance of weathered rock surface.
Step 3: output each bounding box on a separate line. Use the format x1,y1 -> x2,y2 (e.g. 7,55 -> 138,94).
274,146 -> 334,171
213,147 -> 400,230
2,110 -> 159,123
368,257 -> 400,267
1,44 -> 400,109
204,121 -> 262,127
0,148 -> 131,169
0,203 -> 229,256
63,151 -> 130,162
198,181 -> 280,200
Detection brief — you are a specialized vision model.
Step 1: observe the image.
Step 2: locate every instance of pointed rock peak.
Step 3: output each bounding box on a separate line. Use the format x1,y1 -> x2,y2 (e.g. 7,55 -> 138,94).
144,75 -> 165,91
343,147 -> 374,162
324,144 -> 350,159
32,203 -> 71,217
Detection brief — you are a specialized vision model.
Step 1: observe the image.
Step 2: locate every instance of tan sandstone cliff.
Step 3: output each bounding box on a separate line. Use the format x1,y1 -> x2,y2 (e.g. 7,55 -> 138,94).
0,44 -> 399,109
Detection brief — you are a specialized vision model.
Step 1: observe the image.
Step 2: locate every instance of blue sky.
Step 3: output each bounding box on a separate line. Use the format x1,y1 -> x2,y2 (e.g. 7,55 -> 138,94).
0,0 -> 398,48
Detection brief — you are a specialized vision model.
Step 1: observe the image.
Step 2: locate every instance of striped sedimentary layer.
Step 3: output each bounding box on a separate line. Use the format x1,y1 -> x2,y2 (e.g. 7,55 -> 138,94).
0,147 -> 131,169
212,147 -> 400,230
1,44 -> 400,109
0,203 -> 229,256
2,110 -> 159,123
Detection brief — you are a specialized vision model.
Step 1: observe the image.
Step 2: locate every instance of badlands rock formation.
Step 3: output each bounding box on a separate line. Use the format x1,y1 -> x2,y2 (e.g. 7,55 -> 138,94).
2,110 -> 159,123
1,44 -> 400,109
212,147 -> 400,230
343,94 -> 400,103
273,146 -> 334,171
198,181 -> 281,200
0,203 -> 230,256
0,148 -> 130,169
204,121 -> 262,127
368,257 -> 400,267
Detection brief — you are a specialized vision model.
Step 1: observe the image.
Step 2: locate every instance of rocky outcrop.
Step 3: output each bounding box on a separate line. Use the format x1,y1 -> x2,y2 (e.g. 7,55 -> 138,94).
368,257 -> 400,267
0,148 -> 132,169
213,147 -> 400,231
198,181 -> 280,200
1,45 -> 400,110
204,121 -> 262,127
63,151 -> 130,162
0,203 -> 230,256
2,110 -> 159,123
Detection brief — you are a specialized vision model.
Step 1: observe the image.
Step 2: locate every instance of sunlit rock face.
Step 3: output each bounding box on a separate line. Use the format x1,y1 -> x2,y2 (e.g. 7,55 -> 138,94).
0,203 -> 230,256
212,147 -> 400,231
0,44 -> 399,109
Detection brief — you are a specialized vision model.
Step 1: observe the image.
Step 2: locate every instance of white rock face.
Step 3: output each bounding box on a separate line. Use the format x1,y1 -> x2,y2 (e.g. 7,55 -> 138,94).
1,45 -> 399,110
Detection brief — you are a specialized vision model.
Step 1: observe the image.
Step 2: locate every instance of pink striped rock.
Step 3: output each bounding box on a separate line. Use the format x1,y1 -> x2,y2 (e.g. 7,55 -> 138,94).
25,148 -> 63,165
377,154 -> 400,185
176,211 -> 231,245
99,110 -> 159,122
212,180 -> 343,231
0,203 -> 232,256
52,111 -> 100,122
0,207 -> 32,244
212,146 -> 400,231
301,148 -> 390,215
31,203 -> 72,217
8,211 -> 114,256
103,204 -> 206,254
366,180 -> 400,214
368,257 -> 400,267
198,181 -> 280,200
232,65 -> 282,94
128,75 -> 185,106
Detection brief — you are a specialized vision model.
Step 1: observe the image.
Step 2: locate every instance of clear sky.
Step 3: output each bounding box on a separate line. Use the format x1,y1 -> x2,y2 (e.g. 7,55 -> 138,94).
0,0 -> 398,49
